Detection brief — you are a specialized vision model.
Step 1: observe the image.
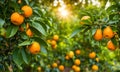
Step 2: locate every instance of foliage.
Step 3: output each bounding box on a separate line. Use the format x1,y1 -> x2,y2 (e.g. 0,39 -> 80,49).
0,0 -> 120,72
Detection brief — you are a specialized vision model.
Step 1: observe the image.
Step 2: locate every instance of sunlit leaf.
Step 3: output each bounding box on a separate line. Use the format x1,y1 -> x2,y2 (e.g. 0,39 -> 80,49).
18,40 -> 32,47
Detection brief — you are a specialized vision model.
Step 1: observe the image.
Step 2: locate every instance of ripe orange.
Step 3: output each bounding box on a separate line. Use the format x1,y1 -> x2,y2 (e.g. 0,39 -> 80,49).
53,35 -> 59,41
10,12 -> 24,25
74,59 -> 81,66
72,65 -> 77,70
65,55 -> 70,60
92,65 -> 98,71
52,62 -> 57,68
21,5 -> 33,17
75,49 -> 81,55
26,28 -> 33,37
81,16 -> 90,20
52,44 -> 57,49
107,40 -> 116,51
28,41 -> 40,54
68,51 -> 74,58
94,29 -> 103,41
74,66 -> 80,72
51,40 -> 56,46
103,26 -> 114,39
37,66 -> 41,71
58,65 -> 64,71
89,52 -> 96,59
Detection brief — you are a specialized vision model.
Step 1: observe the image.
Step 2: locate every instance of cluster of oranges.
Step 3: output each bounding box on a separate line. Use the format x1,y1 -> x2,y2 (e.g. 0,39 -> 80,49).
65,50 -> 99,71
10,4 -> 40,54
94,26 -> 116,51
10,4 -> 33,37
80,16 -> 116,51
37,62 -> 64,72
52,62 -> 65,71
47,35 -> 59,49
89,52 -> 99,71
65,50 -> 81,72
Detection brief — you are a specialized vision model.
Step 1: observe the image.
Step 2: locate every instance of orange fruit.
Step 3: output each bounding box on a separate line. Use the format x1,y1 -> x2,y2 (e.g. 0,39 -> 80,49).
89,52 -> 96,59
52,44 -> 57,49
75,49 -> 81,55
51,40 -> 56,46
72,65 -> 77,70
94,29 -> 103,41
107,40 -> 116,51
10,12 -> 24,25
26,28 -> 33,37
74,59 -> 81,66
81,16 -> 90,20
37,66 -> 41,71
95,58 -> 99,62
74,66 -> 80,72
65,55 -> 69,60
26,23 -> 29,29
92,65 -> 98,71
58,65 -> 64,71
28,41 -> 40,54
103,26 -> 114,39
19,23 -> 29,32
21,5 -> 33,17
68,51 -> 74,58
52,62 -> 57,68
53,35 -> 59,41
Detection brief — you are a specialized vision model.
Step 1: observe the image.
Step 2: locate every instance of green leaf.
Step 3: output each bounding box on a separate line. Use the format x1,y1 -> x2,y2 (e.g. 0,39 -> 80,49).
40,60 -> 45,67
18,40 -> 32,47
0,18 -> 5,28
91,28 -> 97,36
34,9 -> 41,16
106,5 -> 117,12
40,45 -> 47,57
32,37 -> 48,47
30,26 -> 41,36
108,20 -> 118,24
21,48 -> 28,64
13,49 -> 23,70
31,21 -> 46,36
25,0 -> 29,5
70,27 -> 83,38
6,25 -> 18,38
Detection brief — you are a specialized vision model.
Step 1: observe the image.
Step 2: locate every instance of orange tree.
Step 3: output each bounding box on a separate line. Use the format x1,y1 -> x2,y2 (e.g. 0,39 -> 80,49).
70,1 -> 120,72
1,0 -> 120,72
43,0 -> 120,72
0,0 -> 52,71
